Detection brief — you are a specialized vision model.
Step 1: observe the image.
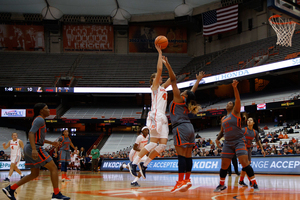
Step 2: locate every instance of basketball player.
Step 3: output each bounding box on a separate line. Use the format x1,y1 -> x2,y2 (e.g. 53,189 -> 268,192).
214,80 -> 259,192
2,103 -> 70,200
57,129 -> 75,181
239,117 -> 265,187
164,57 -> 203,192
2,133 -> 25,182
120,126 -> 149,187
129,44 -> 171,178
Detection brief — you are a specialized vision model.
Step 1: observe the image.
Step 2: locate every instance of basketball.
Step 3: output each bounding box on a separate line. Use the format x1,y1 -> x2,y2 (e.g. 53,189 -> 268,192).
155,35 -> 168,49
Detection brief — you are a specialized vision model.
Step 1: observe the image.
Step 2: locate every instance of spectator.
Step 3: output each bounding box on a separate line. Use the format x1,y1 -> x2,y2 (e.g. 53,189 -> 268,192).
283,133 -> 289,139
196,133 -> 201,139
267,132 -> 272,138
296,149 -> 300,154
287,146 -> 293,154
205,151 -> 210,156
263,125 -> 269,130
295,123 -> 299,129
0,150 -> 5,159
283,148 -> 291,155
79,147 -> 86,171
277,150 -> 282,155
278,132 -> 284,139
288,126 -> 294,133
85,156 -> 91,170
213,150 -> 220,156
270,136 -> 276,143
262,136 -> 269,143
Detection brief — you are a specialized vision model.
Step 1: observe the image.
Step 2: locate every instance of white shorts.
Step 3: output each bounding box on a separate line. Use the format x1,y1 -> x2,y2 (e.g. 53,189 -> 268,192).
147,111 -> 169,139
10,154 -> 21,166
129,149 -> 147,163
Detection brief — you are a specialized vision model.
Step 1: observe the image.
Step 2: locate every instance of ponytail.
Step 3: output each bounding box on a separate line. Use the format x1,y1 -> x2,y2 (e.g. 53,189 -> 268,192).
185,91 -> 201,115
188,100 -> 201,115
149,73 -> 156,86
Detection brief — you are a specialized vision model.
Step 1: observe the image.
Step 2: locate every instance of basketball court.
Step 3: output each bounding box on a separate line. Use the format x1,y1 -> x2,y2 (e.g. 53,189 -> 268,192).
1,170 -> 299,200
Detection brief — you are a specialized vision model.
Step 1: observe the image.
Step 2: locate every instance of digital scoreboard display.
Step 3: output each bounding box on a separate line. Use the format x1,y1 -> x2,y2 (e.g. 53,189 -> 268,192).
4,87 -> 73,93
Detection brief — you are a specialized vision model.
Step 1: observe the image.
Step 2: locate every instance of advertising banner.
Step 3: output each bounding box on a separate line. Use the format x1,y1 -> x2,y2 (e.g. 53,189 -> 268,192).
1,109 -> 26,117
63,25 -> 114,52
101,156 -> 300,174
129,26 -> 187,53
0,24 -> 44,51
0,161 -> 27,170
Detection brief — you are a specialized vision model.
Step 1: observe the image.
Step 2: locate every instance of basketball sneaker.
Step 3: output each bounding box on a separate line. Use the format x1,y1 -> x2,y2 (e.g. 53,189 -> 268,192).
131,181 -> 140,187
214,184 -> 227,192
180,179 -> 192,192
239,180 -> 248,187
171,181 -> 185,193
51,192 -> 70,200
253,183 -> 259,192
62,177 -> 71,182
2,185 -> 16,200
3,178 -> 10,183
120,162 -> 126,171
138,162 -> 147,179
128,162 -> 138,177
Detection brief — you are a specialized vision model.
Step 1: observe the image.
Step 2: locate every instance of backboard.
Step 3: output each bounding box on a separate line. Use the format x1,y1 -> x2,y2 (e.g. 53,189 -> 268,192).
267,0 -> 300,23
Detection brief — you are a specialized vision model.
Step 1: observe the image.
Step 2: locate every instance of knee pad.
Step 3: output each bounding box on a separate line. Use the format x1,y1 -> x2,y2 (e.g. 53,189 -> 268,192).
144,142 -> 157,152
242,165 -> 254,177
185,157 -> 193,172
220,168 -> 227,178
154,144 -> 167,153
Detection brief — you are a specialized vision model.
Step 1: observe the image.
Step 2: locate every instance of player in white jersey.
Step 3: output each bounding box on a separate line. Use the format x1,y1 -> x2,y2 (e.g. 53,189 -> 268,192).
130,44 -> 171,179
2,133 -> 25,182
120,126 -> 149,187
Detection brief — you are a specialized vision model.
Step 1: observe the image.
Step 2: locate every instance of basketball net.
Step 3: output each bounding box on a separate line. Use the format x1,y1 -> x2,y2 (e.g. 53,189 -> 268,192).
269,14 -> 299,47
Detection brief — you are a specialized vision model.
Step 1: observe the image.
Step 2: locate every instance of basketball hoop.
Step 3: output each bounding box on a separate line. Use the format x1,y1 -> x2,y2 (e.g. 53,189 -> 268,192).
269,14 -> 299,47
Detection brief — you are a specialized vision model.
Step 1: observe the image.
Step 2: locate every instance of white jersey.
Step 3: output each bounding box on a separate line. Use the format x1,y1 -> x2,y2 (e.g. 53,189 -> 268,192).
10,139 -> 21,156
135,134 -> 149,150
150,85 -> 167,114
129,134 -> 149,162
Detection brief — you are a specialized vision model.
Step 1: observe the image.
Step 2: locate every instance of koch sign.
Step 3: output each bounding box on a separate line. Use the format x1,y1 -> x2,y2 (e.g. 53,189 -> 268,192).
101,156 -> 300,174
1,109 -> 26,117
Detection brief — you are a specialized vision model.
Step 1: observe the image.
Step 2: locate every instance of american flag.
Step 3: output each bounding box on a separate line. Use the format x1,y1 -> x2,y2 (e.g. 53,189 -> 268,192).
202,4 -> 238,36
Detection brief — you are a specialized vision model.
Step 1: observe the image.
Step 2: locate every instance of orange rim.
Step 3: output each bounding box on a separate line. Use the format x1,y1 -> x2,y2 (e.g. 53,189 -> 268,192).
269,14 -> 300,25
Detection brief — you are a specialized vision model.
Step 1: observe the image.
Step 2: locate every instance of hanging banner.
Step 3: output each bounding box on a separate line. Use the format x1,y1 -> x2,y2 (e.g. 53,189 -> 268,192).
63,25 -> 114,52
129,26 -> 187,53
0,24 -> 44,51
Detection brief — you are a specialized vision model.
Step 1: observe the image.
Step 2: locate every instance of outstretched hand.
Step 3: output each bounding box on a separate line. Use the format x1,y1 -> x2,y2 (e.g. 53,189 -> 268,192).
155,44 -> 162,54
2,142 -> 5,147
162,56 -> 169,66
232,79 -> 239,88
196,71 -> 205,81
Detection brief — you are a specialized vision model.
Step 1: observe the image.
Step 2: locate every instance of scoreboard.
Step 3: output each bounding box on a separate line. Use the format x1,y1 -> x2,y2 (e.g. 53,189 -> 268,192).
4,87 -> 73,93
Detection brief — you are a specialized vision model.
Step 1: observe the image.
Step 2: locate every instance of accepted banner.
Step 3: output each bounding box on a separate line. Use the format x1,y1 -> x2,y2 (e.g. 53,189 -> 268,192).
0,24 -> 44,51
129,26 -> 187,53
101,156 -> 300,174
0,161 -> 27,170
63,25 -> 114,52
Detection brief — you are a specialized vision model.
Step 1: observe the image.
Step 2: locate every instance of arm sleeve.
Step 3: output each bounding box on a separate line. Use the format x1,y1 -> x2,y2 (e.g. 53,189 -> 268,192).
29,117 -> 44,133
